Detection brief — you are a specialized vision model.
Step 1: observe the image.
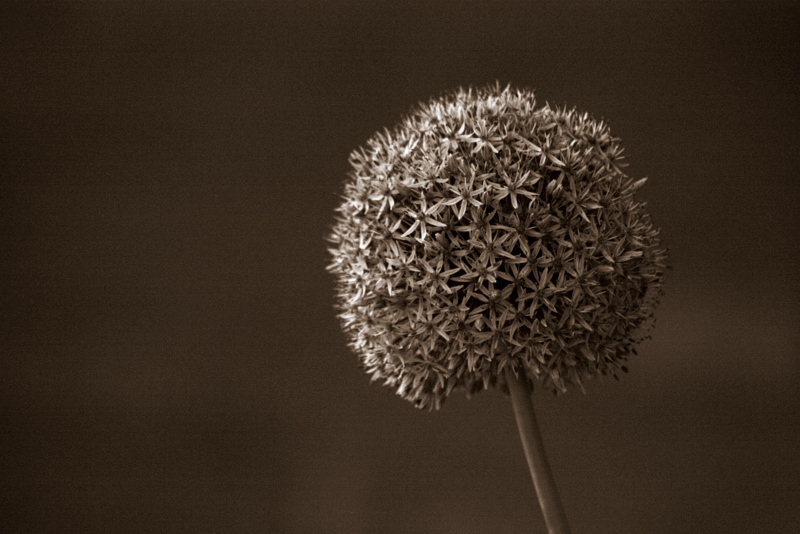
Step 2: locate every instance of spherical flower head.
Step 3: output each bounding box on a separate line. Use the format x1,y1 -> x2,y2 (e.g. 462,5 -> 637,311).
328,84 -> 667,410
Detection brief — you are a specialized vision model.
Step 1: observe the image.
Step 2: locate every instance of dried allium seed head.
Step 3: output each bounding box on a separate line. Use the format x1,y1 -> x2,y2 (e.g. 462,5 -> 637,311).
328,84 -> 667,410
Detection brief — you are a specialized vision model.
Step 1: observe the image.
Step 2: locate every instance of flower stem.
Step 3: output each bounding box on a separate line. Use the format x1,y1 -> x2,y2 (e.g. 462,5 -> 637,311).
505,367 -> 571,534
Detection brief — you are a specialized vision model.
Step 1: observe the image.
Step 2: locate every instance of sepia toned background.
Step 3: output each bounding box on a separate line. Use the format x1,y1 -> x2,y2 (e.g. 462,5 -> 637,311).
2,1 -> 798,532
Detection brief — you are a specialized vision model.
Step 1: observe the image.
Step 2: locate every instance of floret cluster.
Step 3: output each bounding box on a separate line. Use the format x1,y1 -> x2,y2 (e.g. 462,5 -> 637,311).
328,84 -> 666,409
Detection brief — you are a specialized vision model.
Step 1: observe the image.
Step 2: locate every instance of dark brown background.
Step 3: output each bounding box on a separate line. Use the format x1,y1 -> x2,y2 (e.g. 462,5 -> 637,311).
2,1 -> 798,533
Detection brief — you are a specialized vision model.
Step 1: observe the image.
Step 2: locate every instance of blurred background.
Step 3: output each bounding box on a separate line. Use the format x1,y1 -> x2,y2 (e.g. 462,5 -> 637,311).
2,1 -> 798,532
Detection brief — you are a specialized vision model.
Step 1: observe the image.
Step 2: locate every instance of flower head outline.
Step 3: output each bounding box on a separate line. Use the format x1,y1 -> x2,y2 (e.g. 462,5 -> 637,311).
328,84 -> 667,409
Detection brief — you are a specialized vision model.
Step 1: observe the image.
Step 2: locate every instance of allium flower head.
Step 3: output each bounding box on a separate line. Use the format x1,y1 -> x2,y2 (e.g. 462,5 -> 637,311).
328,84 -> 667,410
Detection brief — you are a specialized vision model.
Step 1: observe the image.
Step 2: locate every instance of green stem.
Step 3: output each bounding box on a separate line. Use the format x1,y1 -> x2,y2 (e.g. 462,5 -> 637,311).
505,367 -> 571,534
